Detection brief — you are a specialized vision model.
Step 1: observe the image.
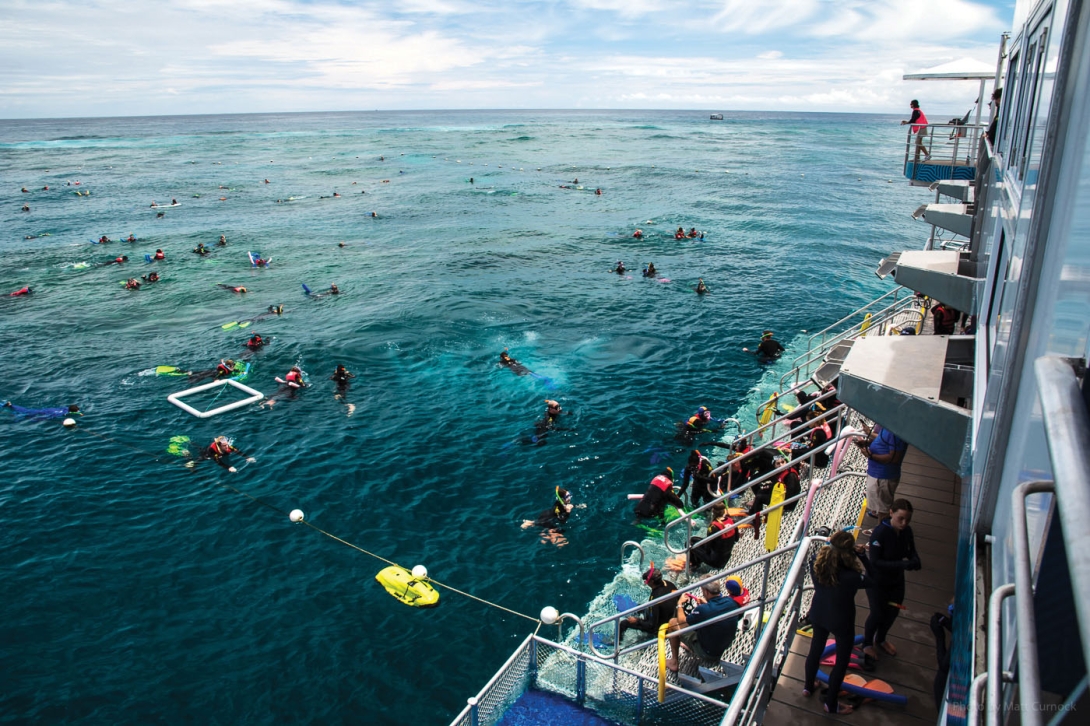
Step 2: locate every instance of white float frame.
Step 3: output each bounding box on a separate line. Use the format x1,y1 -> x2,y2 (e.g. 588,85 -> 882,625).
167,378 -> 264,418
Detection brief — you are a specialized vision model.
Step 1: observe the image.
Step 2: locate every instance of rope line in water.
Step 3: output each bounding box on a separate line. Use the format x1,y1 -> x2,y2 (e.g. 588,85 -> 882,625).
72,425 -> 539,623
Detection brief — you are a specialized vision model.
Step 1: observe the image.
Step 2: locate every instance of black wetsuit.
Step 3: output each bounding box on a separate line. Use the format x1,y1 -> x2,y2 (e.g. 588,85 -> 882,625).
634,480 -> 684,519
864,519 -> 920,650
757,338 -> 785,359
622,581 -> 680,636
689,519 -> 738,569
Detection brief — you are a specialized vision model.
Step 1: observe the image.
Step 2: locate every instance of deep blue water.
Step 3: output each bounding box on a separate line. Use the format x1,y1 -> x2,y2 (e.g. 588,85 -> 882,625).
0,110 -> 931,724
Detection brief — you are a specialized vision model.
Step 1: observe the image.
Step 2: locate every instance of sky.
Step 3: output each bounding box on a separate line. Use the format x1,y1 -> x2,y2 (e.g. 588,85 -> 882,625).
0,0 -> 1014,119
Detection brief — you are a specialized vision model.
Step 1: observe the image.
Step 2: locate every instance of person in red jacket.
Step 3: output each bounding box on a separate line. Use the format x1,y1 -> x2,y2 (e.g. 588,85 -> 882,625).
902,100 -> 930,160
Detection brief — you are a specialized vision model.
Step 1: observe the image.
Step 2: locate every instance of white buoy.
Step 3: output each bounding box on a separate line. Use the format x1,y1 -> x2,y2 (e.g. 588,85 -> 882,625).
411,564 -> 428,579
540,606 -> 560,625
63,418 -> 77,428
289,509 -> 305,522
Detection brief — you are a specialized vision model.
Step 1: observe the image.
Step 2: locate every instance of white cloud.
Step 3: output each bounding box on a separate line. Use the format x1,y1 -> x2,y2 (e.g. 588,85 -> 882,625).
0,0 -> 1011,117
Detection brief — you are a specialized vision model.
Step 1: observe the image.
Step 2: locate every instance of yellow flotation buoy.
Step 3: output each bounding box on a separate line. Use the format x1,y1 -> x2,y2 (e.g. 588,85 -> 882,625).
757,393 -> 779,426
375,566 -> 440,608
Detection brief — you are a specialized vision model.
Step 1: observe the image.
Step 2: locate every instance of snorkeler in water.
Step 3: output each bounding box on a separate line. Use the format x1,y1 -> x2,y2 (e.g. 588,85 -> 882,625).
217,235 -> 227,246
154,249 -> 165,260
3,401 -> 80,420
217,284 -> 248,294
193,243 -> 209,256
9,286 -> 32,297
124,278 -> 141,290
521,487 -> 576,547
499,349 -> 531,376
744,330 -> 785,361
187,359 -> 237,383
141,272 -> 160,283
643,262 -> 657,278
331,364 -> 356,415
245,333 -> 265,350
99,255 -> 128,267
201,435 -> 254,472
695,279 -> 709,295
612,260 -> 626,275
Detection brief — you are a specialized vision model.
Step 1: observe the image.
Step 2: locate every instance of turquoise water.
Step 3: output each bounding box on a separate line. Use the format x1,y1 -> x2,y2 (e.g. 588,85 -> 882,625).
0,110 -> 929,724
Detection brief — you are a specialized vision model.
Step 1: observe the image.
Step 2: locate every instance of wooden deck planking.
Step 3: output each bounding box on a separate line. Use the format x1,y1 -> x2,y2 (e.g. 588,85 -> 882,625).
763,446 -> 958,725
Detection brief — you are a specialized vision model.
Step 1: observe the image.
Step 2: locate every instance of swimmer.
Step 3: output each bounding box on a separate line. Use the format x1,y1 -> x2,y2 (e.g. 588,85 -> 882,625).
217,235 -> 227,246
499,348 -> 531,376
268,304 -> 284,315
264,178 -> 270,184
99,235 -> 112,244
217,284 -> 247,293
338,242 -> 346,248
746,330 -> 785,360
99,255 -> 128,266
331,364 -> 356,415
520,486 -> 575,547
193,243 -> 210,255
643,262 -> 657,278
331,364 -> 355,388
156,212 -> 165,219
203,435 -> 254,472
633,229 -> 643,238
675,227 -> 685,240
4,401 -> 80,420
332,192 -> 341,197
612,260 -> 626,275
9,286 -> 32,297
171,198 -> 178,205
187,359 -> 236,383
572,178 -> 579,184
141,272 -> 160,283
154,249 -> 165,260
371,211 -> 377,218
124,234 -> 137,242
278,366 -> 306,389
329,283 -> 339,295
245,333 -> 265,350
469,177 -> 474,183
124,278 -> 141,290
695,279 -> 708,295
676,406 -> 716,443
42,185 -> 49,191
21,187 -> 28,193
688,227 -> 698,238
595,188 -> 602,195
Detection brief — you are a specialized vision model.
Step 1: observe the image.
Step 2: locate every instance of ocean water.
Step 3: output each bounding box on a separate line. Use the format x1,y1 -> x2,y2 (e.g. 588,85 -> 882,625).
0,110 -> 930,724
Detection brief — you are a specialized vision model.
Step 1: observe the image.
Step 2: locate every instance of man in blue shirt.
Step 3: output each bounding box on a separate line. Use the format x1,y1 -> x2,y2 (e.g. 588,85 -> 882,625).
856,422 -> 908,519
665,579 -> 741,672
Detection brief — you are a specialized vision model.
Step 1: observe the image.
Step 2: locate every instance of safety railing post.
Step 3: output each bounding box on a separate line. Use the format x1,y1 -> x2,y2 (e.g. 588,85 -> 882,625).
576,656 -> 586,706
468,697 -> 479,726
635,676 -> 644,721
529,638 -> 538,681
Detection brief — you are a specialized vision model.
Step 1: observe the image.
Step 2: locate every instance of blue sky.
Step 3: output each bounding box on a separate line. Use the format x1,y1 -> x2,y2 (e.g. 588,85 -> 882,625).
0,0 -> 1013,119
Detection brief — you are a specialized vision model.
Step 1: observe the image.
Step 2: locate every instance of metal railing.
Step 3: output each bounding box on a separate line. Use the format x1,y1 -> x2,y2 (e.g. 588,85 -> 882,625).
785,294 -> 923,389
450,634 -> 730,726
967,356 -> 1090,724
904,122 -> 987,182
799,286 -> 909,362
721,536 -> 821,725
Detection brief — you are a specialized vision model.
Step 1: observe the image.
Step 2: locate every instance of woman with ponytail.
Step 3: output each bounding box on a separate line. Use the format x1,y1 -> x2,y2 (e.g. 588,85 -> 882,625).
802,530 -> 875,715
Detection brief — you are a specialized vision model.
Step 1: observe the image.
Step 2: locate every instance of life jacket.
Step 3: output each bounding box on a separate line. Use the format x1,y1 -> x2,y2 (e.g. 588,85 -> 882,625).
217,362 -> 233,376
686,415 -> 705,430
209,439 -> 231,456
911,111 -> 929,134
650,474 -> 672,492
154,252 -> 164,259
709,517 -> 737,540
286,370 -> 302,384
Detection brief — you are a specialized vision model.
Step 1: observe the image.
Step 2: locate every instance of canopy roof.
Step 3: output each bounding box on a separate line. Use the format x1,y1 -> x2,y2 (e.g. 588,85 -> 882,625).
904,58 -> 996,81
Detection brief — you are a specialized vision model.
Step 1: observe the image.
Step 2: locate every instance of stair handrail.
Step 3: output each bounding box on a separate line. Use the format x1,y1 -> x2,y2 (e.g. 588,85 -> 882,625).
800,286 -> 907,358
721,536 -> 820,725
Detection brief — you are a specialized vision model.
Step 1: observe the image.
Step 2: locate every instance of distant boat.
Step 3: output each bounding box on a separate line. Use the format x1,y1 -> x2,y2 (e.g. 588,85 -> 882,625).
710,113 -> 724,120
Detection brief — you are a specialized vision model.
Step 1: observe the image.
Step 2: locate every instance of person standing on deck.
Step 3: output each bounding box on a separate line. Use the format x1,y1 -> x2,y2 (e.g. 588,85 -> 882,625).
856,421 -> 908,520
802,530 -> 876,715
931,302 -> 960,334
902,100 -> 930,160
863,499 -> 921,670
